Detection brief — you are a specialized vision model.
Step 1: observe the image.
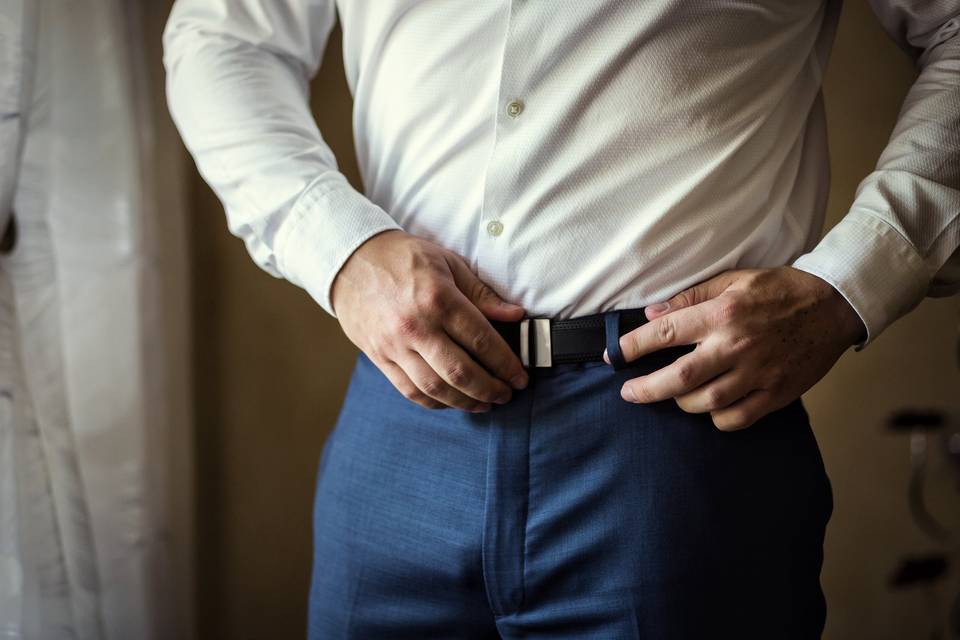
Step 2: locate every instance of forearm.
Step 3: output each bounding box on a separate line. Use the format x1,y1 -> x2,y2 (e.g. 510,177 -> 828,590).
163,0 -> 401,317
792,7 -> 960,350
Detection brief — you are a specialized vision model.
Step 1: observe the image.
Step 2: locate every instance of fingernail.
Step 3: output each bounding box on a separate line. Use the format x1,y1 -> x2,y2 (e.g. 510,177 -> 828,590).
648,302 -> 669,313
510,372 -> 528,390
472,403 -> 492,413
602,348 -> 610,364
621,386 -> 638,403
495,392 -> 511,404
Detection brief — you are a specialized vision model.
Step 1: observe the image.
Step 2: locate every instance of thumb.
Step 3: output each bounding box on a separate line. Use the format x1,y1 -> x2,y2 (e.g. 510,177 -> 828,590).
645,270 -> 741,320
446,255 -> 525,321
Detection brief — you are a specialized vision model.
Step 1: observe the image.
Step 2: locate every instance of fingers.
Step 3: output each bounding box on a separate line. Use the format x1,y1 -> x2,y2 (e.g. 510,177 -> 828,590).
445,254 -> 526,322
376,358 -> 447,410
442,300 -> 528,390
416,332 -> 515,405
378,273 -> 527,410
623,359 -> 783,431
673,367 -> 756,414
396,349 -> 494,413
338,237 -> 530,412
620,349 -> 729,404
440,252 -> 528,390
619,299 -> 719,362
709,389 -> 780,431
643,270 -> 752,321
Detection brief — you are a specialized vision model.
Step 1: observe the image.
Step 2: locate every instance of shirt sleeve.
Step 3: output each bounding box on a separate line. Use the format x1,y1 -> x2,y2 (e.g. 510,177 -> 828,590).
790,2 -> 960,351
162,0 -> 402,318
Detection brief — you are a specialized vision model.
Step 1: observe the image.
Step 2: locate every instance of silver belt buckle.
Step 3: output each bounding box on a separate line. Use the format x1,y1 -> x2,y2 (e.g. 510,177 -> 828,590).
519,318 -> 552,368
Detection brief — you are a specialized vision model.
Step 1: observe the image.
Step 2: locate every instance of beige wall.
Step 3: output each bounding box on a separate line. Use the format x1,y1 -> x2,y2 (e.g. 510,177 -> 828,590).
182,3 -> 960,639
811,5 -> 960,639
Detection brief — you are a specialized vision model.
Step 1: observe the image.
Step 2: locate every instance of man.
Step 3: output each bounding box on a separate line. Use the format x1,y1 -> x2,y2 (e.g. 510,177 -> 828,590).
164,1 -> 960,637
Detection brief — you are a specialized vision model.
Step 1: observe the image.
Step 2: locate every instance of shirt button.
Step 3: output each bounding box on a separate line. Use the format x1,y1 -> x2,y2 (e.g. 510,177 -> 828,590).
505,99 -> 524,118
486,220 -> 504,236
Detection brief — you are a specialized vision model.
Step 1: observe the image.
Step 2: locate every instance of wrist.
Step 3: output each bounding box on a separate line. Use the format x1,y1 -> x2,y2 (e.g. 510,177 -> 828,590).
801,269 -> 867,348
331,229 -> 408,315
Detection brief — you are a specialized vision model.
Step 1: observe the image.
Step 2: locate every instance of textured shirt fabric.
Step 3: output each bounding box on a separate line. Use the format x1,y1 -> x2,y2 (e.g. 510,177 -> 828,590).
163,0 -> 960,351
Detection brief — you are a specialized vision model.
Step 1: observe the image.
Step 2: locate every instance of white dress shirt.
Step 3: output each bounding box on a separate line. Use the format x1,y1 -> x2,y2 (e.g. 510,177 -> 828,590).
163,0 -> 960,351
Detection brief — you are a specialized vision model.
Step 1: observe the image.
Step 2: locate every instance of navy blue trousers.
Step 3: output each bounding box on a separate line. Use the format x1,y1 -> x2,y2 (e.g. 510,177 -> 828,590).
308,333 -> 833,639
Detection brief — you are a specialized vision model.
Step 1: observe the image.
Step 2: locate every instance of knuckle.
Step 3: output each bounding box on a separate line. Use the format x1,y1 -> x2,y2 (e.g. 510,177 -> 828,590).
458,276 -> 486,305
704,386 -> 726,410
712,295 -> 741,325
470,280 -> 495,304
630,383 -> 650,404
445,364 -> 471,388
728,333 -> 755,354
655,317 -> 676,345
740,270 -> 763,288
415,285 -> 447,312
470,331 -> 491,356
674,290 -> 696,308
391,314 -> 422,338
675,361 -> 696,386
421,377 -> 446,397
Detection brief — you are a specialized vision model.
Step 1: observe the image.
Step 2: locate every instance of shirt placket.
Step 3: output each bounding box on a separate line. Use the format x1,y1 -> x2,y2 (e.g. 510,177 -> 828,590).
476,0 -> 535,299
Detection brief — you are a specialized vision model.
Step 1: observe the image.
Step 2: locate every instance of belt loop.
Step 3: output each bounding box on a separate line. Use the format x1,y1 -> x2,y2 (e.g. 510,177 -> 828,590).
604,311 -> 628,371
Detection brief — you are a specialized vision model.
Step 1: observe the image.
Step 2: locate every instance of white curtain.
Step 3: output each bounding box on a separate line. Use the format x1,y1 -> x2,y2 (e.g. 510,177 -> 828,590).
0,1 -> 191,638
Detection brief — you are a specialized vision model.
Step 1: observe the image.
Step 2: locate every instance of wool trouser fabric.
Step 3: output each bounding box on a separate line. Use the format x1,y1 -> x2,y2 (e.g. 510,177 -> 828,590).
308,326 -> 832,639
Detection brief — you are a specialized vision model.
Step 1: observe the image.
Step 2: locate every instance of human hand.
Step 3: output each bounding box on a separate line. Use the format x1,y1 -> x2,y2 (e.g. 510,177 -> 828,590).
605,266 -> 866,430
331,229 -> 529,412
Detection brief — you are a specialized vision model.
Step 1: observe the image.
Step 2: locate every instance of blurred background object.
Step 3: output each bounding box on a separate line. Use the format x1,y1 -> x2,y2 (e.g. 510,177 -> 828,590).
0,0 -> 191,639
1,1 -> 958,639
884,347 -> 960,640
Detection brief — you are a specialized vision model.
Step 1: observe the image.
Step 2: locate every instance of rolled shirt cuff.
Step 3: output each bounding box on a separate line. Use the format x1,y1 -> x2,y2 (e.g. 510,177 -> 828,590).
791,208 -> 931,352
274,173 -> 403,318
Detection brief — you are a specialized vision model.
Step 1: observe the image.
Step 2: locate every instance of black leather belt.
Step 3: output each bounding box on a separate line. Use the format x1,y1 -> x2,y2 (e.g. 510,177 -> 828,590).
490,308 -> 652,369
